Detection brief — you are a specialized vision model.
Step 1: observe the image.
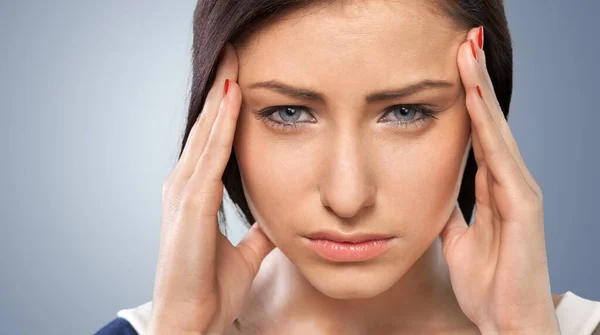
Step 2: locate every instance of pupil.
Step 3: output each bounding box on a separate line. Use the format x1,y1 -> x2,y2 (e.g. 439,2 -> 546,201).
279,107 -> 300,122
394,107 -> 415,120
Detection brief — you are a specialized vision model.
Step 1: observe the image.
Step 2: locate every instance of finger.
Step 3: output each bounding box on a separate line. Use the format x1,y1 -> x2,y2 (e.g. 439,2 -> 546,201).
471,125 -> 484,167
472,163 -> 500,258
236,222 -> 276,276
461,28 -> 492,171
439,203 -> 468,257
474,162 -> 491,208
461,28 -> 540,195
191,80 -> 242,185
472,129 -> 501,219
472,41 -> 529,177
464,83 -> 531,198
174,43 -> 239,180
459,36 -> 530,187
474,162 -> 501,225
470,27 -> 495,91
460,28 -> 505,138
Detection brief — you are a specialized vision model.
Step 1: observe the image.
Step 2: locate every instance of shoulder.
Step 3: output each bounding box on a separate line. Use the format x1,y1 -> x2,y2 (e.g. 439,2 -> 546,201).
555,291 -> 600,335
95,301 -> 153,335
97,293 -> 600,335
95,317 -> 138,335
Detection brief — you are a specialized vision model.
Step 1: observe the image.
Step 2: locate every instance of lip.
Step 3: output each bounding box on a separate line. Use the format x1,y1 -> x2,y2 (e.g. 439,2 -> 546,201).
303,231 -> 397,262
305,230 -> 395,243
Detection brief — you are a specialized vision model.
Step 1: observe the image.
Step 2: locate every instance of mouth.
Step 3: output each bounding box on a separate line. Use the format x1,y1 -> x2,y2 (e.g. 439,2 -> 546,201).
303,230 -> 397,262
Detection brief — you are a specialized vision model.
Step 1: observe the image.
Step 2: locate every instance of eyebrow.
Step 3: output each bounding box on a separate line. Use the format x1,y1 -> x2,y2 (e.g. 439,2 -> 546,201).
248,79 -> 455,103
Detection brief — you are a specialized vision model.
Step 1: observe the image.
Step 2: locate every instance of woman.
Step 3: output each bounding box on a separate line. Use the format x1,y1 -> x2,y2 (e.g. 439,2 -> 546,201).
97,0 -> 600,334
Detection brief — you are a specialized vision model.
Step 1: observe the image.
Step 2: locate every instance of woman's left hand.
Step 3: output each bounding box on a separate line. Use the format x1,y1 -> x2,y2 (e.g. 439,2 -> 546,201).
439,26 -> 560,334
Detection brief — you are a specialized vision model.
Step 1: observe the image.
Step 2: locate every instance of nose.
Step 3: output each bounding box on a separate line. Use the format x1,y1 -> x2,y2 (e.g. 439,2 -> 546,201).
319,131 -> 376,219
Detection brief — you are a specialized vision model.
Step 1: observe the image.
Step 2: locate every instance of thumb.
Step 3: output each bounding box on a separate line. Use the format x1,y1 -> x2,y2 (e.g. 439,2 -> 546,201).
236,221 -> 276,276
439,203 -> 468,257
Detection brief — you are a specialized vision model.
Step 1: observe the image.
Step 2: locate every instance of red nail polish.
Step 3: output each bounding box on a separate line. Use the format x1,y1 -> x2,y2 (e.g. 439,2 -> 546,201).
224,79 -> 230,95
470,39 -> 477,59
477,26 -> 484,49
476,85 -> 482,99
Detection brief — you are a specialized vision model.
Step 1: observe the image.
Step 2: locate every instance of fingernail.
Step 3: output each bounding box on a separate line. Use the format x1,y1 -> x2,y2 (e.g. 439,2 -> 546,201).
470,39 -> 477,60
476,85 -> 482,99
224,79 -> 230,95
477,26 -> 484,49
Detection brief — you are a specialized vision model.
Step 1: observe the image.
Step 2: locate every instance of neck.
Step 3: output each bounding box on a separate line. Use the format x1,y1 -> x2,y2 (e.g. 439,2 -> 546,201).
240,238 -> 479,334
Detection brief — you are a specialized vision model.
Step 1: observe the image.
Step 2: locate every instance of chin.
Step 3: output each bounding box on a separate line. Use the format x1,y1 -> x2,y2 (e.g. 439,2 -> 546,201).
300,260 -> 408,300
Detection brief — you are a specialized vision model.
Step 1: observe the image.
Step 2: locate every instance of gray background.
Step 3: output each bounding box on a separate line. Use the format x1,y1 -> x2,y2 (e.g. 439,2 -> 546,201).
0,0 -> 598,334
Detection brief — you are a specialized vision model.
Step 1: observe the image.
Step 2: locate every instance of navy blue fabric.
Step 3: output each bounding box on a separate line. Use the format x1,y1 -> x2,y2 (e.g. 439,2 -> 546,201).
95,317 -> 138,335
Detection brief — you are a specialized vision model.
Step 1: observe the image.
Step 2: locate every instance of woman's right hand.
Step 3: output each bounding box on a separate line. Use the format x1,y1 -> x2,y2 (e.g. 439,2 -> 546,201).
147,43 -> 275,335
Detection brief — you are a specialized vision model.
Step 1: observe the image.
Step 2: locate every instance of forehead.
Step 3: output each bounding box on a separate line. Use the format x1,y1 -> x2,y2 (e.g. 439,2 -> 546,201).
236,0 -> 465,95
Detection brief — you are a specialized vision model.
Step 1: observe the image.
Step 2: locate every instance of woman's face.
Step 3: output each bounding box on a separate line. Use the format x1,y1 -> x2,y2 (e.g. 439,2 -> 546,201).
233,1 -> 471,298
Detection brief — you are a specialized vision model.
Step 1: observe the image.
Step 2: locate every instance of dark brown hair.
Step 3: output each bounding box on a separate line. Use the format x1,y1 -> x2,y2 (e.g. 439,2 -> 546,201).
179,0 -> 512,233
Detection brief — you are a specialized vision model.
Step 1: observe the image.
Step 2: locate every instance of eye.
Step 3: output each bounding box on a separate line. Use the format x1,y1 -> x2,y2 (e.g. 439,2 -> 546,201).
255,105 -> 316,132
379,105 -> 439,129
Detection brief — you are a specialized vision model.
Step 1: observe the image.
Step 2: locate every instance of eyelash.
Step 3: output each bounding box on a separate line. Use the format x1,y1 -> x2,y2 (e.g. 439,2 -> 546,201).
255,105 -> 439,132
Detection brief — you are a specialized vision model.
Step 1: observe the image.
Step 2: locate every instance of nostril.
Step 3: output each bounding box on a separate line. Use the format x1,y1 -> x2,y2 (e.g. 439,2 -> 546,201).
319,183 -> 376,219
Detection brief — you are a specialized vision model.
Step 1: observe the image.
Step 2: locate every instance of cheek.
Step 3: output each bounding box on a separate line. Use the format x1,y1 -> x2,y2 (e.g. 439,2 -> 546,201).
233,107 -> 471,236
233,115 -> 319,232
378,114 -> 470,232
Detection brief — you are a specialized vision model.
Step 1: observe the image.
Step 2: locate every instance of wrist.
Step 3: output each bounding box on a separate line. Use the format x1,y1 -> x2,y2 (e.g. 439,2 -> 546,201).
477,304 -> 561,335
478,327 -> 560,335
477,321 -> 560,335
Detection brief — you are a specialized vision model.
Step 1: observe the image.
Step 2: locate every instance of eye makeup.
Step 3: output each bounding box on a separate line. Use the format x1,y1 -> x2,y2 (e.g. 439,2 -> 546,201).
253,104 -> 440,133
254,105 -> 317,132
379,104 -> 439,129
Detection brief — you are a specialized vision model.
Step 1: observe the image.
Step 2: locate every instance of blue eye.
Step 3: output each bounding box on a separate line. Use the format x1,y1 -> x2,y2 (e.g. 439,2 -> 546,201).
392,106 -> 417,120
255,105 -> 316,132
255,104 -> 438,132
379,105 -> 438,128
275,107 -> 304,122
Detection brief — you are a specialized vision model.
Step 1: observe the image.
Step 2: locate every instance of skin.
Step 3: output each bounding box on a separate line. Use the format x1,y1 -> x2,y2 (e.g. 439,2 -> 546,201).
232,1 -> 474,333
232,1 -> 557,334
147,1 -> 564,334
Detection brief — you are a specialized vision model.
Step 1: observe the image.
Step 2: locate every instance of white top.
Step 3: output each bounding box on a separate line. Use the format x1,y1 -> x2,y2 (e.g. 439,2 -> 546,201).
116,291 -> 600,335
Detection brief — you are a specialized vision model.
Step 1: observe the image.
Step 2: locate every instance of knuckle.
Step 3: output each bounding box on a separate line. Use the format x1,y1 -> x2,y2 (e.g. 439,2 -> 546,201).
197,110 -> 209,126
198,147 -> 215,164
523,172 -> 543,203
161,178 -> 171,195
180,187 -> 205,209
197,146 -> 227,173
161,178 -> 175,199
194,153 -> 225,184
487,146 -> 505,162
215,139 -> 231,153
180,183 -> 222,213
533,186 -> 544,205
531,181 -> 543,200
536,186 -> 543,202
522,189 -> 544,214
162,176 -> 185,200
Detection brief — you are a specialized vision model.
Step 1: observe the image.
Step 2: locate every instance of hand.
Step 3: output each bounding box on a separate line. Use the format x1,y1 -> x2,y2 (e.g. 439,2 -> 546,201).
147,43 -> 275,335
439,27 -> 560,334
